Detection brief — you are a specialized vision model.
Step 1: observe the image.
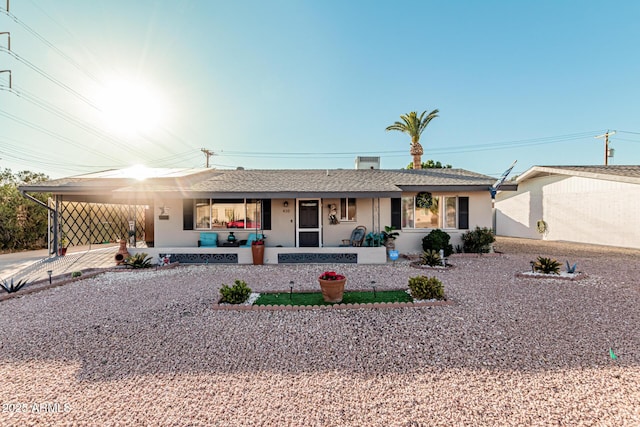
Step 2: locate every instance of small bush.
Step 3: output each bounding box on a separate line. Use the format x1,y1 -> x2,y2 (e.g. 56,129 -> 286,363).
461,227 -> 495,253
422,229 -> 454,257
71,271 -> 82,278
0,278 -> 30,293
533,256 -> 561,274
124,253 -> 153,269
420,249 -> 443,267
220,279 -> 252,304
408,276 -> 445,300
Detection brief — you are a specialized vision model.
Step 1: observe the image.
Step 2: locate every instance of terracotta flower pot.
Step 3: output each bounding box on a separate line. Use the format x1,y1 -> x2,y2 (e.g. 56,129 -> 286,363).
251,244 -> 264,265
318,278 -> 346,303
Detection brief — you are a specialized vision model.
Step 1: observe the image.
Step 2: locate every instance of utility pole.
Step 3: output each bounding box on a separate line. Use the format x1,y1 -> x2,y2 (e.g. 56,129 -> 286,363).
0,32 -> 10,89
0,32 -> 10,51
0,69 -> 11,89
595,131 -> 616,165
200,148 -> 215,168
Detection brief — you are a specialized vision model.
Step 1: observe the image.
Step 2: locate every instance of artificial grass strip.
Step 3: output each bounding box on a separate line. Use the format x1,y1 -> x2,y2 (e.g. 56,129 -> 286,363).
254,290 -> 413,307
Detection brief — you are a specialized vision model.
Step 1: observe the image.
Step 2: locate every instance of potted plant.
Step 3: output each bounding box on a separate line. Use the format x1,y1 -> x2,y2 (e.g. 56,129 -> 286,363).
318,271 -> 347,303
381,225 -> 400,250
58,235 -> 68,256
251,235 -> 265,265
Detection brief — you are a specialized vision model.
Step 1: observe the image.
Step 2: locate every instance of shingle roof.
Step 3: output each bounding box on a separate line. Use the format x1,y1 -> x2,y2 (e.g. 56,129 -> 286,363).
21,168 -> 508,198
518,165 -> 640,185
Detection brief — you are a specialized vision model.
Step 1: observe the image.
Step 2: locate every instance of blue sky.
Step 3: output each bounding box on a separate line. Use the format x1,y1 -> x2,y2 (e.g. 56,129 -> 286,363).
1,0 -> 639,179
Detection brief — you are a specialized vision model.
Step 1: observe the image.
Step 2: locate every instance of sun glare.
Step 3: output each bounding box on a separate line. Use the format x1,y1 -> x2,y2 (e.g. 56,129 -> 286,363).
123,164 -> 153,181
96,78 -> 167,136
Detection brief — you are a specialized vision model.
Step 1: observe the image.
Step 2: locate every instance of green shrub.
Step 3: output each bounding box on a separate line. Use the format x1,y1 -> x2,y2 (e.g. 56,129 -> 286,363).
124,253 -> 153,269
533,256 -> 561,274
220,279 -> 252,304
408,276 -> 445,300
422,229 -> 454,257
461,227 -> 495,253
71,271 -> 82,278
420,249 -> 443,267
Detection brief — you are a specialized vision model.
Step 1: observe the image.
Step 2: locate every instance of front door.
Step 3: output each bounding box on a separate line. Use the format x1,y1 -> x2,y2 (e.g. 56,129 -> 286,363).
297,199 -> 320,247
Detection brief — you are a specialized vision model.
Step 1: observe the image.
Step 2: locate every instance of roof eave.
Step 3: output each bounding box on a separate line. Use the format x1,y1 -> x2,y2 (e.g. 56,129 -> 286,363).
518,166 -> 640,185
398,184 -> 499,192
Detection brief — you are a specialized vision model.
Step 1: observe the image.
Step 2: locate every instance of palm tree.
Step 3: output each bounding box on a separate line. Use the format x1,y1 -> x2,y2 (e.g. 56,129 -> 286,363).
386,110 -> 439,169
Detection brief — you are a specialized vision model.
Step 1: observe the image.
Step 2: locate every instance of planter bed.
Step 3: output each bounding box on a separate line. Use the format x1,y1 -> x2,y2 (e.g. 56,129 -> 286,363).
213,289 -> 453,311
515,271 -> 587,281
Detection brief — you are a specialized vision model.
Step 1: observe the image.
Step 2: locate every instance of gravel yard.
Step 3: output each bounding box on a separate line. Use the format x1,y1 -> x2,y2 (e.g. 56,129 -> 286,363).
1,237 -> 639,426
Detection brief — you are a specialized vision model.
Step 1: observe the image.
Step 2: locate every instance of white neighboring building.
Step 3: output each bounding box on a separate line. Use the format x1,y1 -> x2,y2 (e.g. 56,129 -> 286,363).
495,165 -> 640,249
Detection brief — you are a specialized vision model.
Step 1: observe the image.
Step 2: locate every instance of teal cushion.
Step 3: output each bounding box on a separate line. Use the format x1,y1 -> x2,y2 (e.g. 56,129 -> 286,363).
199,232 -> 218,247
240,233 -> 264,247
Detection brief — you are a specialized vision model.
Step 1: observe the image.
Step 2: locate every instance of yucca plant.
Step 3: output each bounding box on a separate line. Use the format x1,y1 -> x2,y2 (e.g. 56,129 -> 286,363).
421,249 -> 443,267
1,277 -> 30,293
533,256 -> 561,274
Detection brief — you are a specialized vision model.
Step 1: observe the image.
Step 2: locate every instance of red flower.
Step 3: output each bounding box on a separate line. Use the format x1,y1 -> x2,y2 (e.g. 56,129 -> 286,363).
319,271 -> 345,281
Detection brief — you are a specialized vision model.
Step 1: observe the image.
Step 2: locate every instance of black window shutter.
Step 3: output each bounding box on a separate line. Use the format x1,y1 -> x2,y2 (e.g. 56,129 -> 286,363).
391,198 -> 402,229
262,199 -> 271,230
183,199 -> 194,230
458,197 -> 469,229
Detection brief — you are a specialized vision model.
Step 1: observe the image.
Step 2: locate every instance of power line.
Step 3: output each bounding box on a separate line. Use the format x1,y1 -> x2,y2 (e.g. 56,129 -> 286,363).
211,131 -> 607,159
0,107 -> 125,163
1,5 -> 101,83
0,46 -> 100,110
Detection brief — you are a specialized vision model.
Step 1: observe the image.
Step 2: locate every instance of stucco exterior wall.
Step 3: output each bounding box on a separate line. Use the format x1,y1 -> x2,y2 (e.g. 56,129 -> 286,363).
321,198 -> 389,247
152,192 -> 494,253
494,175 -> 549,240
153,197 -> 198,247
496,175 -> 640,249
394,191 -> 493,254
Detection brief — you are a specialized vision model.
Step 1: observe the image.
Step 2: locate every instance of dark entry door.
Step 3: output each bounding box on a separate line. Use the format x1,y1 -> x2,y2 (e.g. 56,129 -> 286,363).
298,200 -> 320,247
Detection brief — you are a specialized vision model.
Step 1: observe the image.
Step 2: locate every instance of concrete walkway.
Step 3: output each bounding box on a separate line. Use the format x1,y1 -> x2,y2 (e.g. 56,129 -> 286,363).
0,244 -> 121,283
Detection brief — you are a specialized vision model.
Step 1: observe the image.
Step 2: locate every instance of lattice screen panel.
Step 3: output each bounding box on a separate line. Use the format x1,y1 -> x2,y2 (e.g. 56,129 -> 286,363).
59,202 -> 146,246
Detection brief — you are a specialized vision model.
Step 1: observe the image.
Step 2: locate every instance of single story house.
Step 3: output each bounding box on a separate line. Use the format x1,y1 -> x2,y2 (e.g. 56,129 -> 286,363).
20,167 -> 516,264
495,165 -> 640,249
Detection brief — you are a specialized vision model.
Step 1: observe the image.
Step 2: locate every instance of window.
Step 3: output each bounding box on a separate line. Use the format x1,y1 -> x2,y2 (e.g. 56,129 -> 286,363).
340,198 -> 356,221
402,195 -> 460,229
195,199 -> 262,230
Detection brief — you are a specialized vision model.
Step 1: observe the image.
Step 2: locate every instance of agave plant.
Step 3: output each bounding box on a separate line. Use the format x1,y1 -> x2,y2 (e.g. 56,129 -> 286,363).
124,253 -> 153,269
533,256 -> 561,275
0,277 -> 30,293
421,249 -> 443,267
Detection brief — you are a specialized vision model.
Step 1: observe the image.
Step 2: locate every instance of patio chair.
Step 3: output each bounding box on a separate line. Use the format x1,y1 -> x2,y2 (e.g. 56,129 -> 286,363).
340,225 -> 367,247
198,232 -> 218,247
240,233 -> 264,247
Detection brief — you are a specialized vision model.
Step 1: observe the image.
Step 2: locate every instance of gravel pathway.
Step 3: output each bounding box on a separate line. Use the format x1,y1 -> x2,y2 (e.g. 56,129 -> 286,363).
1,237 -> 639,426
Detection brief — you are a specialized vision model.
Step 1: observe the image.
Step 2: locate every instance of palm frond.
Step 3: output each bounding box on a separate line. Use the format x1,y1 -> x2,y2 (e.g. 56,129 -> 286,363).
386,110 -> 438,142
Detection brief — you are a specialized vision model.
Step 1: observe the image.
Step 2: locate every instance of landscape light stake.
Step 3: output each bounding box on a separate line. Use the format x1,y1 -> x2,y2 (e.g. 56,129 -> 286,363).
371,281 -> 376,298
47,270 -> 53,284
530,261 -> 535,273
289,281 -> 294,300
